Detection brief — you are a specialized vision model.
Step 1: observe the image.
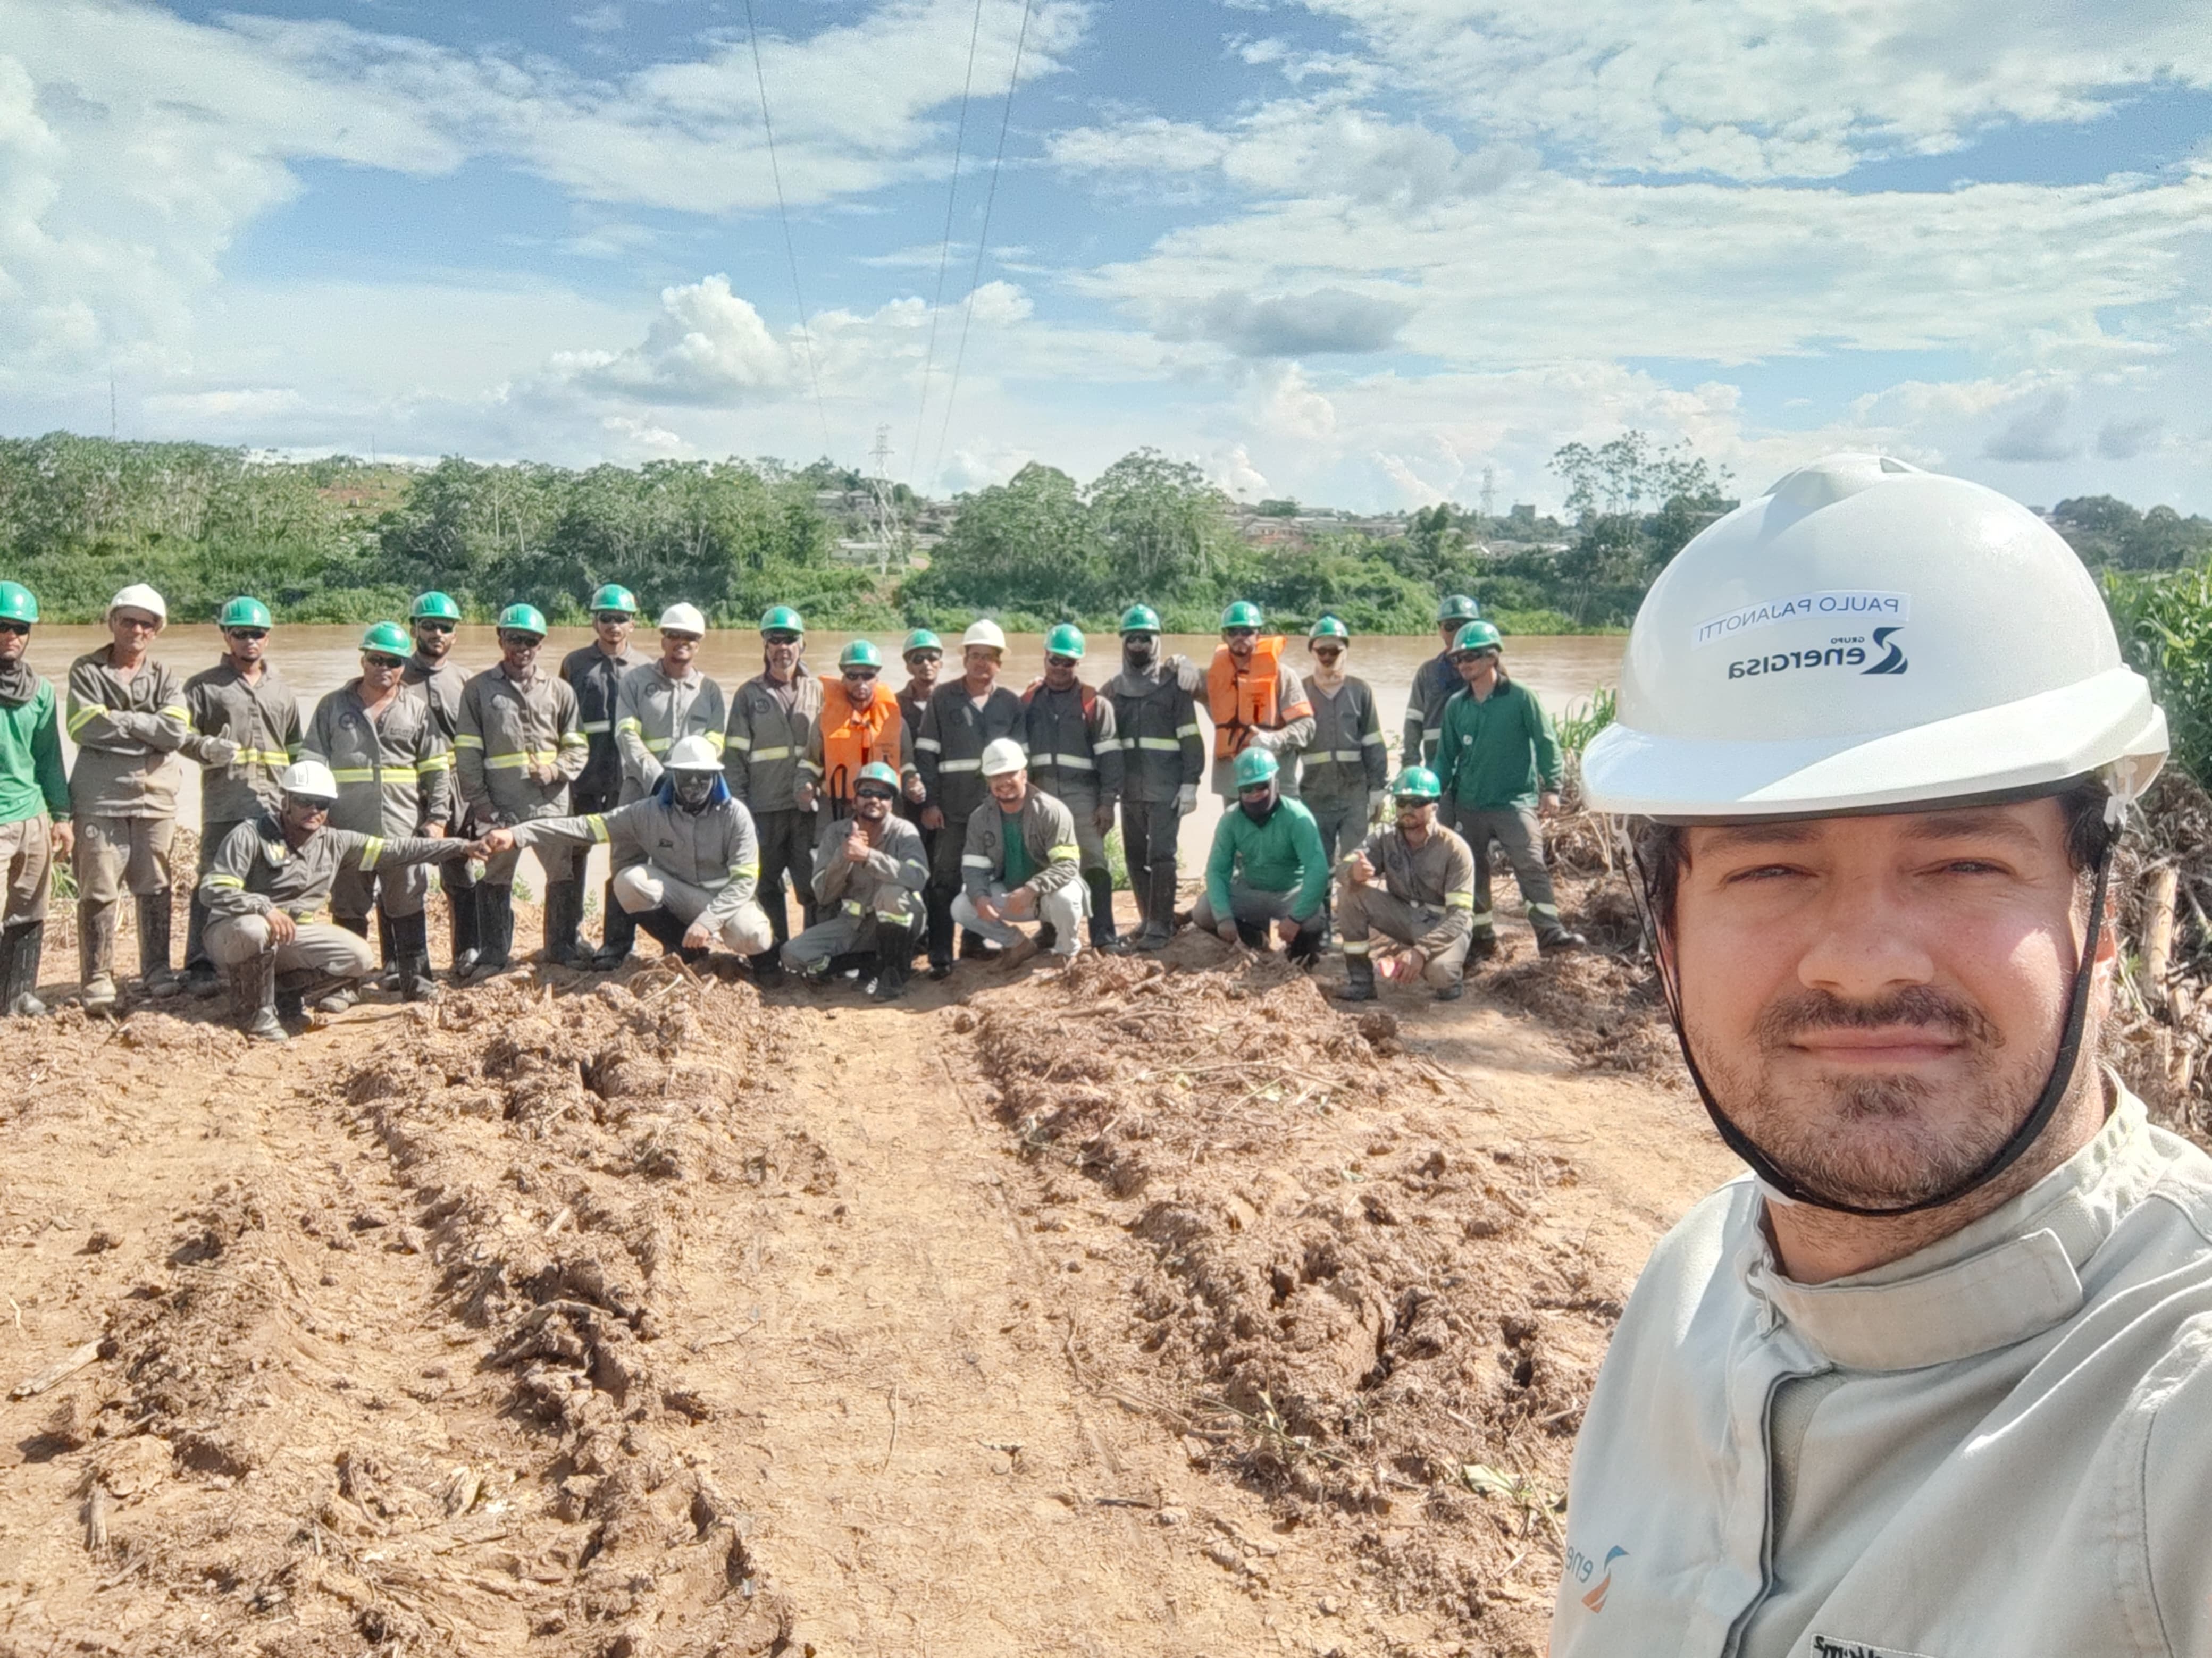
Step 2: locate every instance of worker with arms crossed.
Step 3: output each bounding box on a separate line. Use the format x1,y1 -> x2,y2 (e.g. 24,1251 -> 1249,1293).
1554,454 -> 2212,1656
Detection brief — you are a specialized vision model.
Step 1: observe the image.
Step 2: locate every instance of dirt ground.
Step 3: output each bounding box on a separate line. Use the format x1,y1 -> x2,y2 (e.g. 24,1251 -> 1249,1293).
0,877 -> 1739,1658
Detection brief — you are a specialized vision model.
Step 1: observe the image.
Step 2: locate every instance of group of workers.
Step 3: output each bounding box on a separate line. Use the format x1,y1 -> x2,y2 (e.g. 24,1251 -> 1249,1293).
0,577 -> 1581,1037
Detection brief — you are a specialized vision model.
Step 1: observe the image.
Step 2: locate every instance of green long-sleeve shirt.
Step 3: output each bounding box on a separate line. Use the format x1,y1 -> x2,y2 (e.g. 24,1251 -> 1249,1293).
0,678 -> 69,827
1434,678 -> 1562,810
1205,796 -> 1330,923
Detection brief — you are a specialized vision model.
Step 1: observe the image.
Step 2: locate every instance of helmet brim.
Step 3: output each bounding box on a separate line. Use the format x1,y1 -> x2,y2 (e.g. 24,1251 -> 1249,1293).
1583,666 -> 2167,821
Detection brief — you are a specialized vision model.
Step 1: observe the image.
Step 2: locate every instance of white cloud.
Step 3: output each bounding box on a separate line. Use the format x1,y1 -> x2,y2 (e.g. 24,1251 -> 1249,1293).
559,275 -> 798,406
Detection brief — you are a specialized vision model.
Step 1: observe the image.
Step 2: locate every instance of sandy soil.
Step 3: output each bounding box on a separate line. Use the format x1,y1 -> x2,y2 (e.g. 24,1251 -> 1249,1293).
0,902 -> 1738,1658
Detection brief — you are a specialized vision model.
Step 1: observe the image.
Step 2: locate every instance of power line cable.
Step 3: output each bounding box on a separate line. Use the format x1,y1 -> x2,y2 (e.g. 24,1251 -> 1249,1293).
929,0 -> 1034,490
909,0 -> 989,485
743,0 -> 833,453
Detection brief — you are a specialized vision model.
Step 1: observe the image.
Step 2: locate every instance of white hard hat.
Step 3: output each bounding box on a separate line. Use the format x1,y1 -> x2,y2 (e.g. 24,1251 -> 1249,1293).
1582,453 -> 2167,821
107,583 -> 167,625
279,759 -> 340,801
664,734 -> 723,772
978,738 -> 1028,777
961,619 -> 1007,652
659,602 -> 707,635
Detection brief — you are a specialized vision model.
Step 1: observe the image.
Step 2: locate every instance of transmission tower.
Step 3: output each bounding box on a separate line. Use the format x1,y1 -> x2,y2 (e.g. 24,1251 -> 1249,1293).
867,425 -> 903,577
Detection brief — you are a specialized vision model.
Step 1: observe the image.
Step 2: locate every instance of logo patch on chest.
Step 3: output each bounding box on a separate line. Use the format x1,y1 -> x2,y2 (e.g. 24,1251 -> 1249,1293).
1811,1637 -> 1935,1658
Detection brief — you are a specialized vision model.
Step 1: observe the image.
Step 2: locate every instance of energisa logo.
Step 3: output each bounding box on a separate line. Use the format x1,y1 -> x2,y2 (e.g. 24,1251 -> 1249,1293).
1729,626 -> 1908,681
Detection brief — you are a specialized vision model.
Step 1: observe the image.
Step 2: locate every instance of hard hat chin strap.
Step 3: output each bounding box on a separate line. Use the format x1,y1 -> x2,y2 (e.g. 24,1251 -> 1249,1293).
1626,832 -> 2114,1220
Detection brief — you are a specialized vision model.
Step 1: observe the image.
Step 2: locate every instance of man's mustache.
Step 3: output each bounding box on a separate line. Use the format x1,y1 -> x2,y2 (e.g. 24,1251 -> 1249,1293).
1754,985 -> 2003,1053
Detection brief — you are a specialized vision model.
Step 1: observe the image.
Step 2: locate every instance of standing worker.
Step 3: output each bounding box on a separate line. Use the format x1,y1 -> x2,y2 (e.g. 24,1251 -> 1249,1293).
1205,601 -> 1313,802
1102,604 -> 1204,953
723,605 -> 820,974
559,583 -> 639,966
66,584 -> 193,1012
915,619 -> 1025,979
1333,766 -> 1477,1003
950,739 -> 1085,969
403,590 -> 479,978
607,602 -> 725,967
1433,620 -> 1585,957
178,596 -> 303,998
784,760 -> 928,999
302,622 -> 451,1003
1553,455 -> 2209,1655
454,604 -> 589,977
1403,595 -> 1483,765
1193,748 -> 1329,961
1293,614 -> 1389,885
479,735 -> 775,973
0,583 -> 71,1017
201,760 -> 476,1042
1020,625 -> 1123,951
801,639 -> 906,832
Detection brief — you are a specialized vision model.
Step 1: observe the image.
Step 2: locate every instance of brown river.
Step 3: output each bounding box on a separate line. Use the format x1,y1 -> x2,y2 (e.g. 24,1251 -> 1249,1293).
23,625 -> 1626,879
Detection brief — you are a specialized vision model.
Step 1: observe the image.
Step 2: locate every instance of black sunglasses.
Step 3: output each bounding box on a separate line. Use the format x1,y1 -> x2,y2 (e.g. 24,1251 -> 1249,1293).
0,621 -> 29,637
416,620 -> 455,634
364,652 -> 407,670
225,628 -> 269,642
842,667 -> 879,679
855,786 -> 897,802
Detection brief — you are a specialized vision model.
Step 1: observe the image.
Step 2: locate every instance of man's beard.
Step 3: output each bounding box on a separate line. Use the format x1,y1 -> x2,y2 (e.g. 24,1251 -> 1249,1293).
1688,983 -> 2064,1210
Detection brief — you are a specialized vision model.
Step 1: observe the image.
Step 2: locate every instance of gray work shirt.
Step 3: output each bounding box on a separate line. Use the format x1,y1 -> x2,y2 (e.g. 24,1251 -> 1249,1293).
514,792 -> 760,928
959,788 -> 1082,900
1294,677 -> 1388,806
615,661 -> 728,800
455,663 -> 588,827
724,670 -> 821,815
303,680 -> 450,837
65,648 -> 192,820
809,809 -> 927,915
1346,823 -> 1476,954
916,680 -> 1026,826
199,813 -> 466,920
181,659 -> 304,826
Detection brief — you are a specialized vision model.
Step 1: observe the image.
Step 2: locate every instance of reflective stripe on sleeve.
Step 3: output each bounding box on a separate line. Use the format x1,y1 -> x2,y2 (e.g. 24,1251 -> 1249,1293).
1363,731 -> 1387,746
961,854 -> 993,869
206,873 -> 244,889
159,704 -> 191,722
1135,737 -> 1182,752
726,735 -> 752,752
559,733 -> 590,748
66,702 -> 105,736
1445,892 -> 1473,910
329,765 -> 421,785
616,717 -> 644,736
586,815 -> 610,844
941,758 -> 981,773
417,753 -> 453,773
706,731 -> 727,752
749,746 -> 792,762
1046,845 -> 1080,864
1341,938 -> 1371,956
732,861 -> 760,878
453,733 -> 485,750
361,836 -> 388,870
484,751 -> 563,771
913,737 -> 942,753
1048,753 -> 1095,770
581,720 -> 611,735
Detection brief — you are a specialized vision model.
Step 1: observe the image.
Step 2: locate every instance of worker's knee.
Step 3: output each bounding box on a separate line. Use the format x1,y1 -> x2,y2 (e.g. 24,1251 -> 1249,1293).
204,915 -> 272,966
611,865 -> 664,913
720,903 -> 775,958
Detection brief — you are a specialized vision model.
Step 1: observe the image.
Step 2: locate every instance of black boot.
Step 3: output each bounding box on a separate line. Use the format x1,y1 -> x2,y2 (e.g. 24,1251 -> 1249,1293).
871,939 -> 910,1002
1085,869 -> 1119,951
1285,919 -> 1324,967
393,912 -> 440,1002
181,890 -> 219,999
543,881 -> 586,967
2,920 -> 47,1017
466,885 -> 515,981
1539,929 -> 1588,955
751,949 -> 783,984
1433,976 -> 1464,1001
1335,953 -> 1377,1002
632,905 -> 707,965
138,889 -> 180,998
1234,919 -> 1271,950
1468,931 -> 1499,963
594,879 -> 637,969
446,866 -> 481,981
373,907 -> 399,991
229,950 -> 285,1042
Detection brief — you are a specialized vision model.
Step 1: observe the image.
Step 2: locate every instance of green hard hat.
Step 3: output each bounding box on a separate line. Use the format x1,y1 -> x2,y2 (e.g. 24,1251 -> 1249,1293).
902,628 -> 943,655
217,595 -> 273,631
1453,619 -> 1503,655
856,760 -> 901,792
410,591 -> 463,622
760,604 -> 805,636
360,620 -> 412,657
0,582 -> 37,626
1231,747 -> 1280,790
1390,765 -> 1442,802
1044,623 -> 1085,660
1438,594 -> 1482,624
589,583 -> 639,616
1119,604 -> 1162,635
839,639 -> 884,670
1220,600 -> 1264,631
497,602 -> 549,637
1308,615 -> 1350,642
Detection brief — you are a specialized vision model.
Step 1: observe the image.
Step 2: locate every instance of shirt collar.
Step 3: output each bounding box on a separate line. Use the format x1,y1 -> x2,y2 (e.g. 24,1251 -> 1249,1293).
1741,1080 -> 2165,1370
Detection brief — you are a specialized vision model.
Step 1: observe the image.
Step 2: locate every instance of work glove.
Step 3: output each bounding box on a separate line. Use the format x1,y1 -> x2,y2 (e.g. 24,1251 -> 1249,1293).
1170,655 -> 1203,694
202,737 -> 241,768
1176,784 -> 1198,814
1367,789 -> 1390,824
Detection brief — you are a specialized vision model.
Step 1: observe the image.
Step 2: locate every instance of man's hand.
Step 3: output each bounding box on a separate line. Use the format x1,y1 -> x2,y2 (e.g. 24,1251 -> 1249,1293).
527,761 -> 556,787
477,827 -> 518,856
1277,915 -> 1306,947
1176,785 -> 1197,814
1216,919 -> 1241,945
462,837 -> 497,860
973,891 -> 1002,925
683,921 -> 713,952
903,772 -> 926,804
425,822 -> 446,839
1171,656 -> 1203,694
921,806 -> 945,831
267,911 -> 298,946
1539,790 -> 1561,817
49,820 -> 74,859
795,781 -> 817,812
1344,850 -> 1375,888
1092,803 -> 1116,835
1367,789 -> 1390,824
203,737 -> 241,768
844,826 -> 872,864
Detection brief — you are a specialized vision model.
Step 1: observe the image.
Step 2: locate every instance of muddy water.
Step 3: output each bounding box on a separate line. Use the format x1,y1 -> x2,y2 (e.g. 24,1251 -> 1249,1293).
23,624 -> 1624,874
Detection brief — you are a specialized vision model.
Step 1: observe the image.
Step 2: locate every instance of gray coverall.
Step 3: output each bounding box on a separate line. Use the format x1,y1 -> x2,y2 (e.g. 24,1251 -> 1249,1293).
783,810 -> 928,972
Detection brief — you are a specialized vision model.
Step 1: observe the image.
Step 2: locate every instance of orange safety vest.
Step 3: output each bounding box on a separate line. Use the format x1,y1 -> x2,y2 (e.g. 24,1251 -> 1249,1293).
816,676 -> 903,813
1207,636 -> 1287,760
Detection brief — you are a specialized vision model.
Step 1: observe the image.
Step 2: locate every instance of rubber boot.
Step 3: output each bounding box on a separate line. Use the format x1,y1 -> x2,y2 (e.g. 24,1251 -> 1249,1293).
2,920 -> 47,1017
1468,930 -> 1499,963
594,879 -> 638,969
466,885 -> 515,981
1235,919 -> 1271,950
374,908 -> 399,992
925,885 -> 956,979
1538,928 -> 1588,955
543,880 -> 586,967
633,905 -> 707,966
751,947 -> 783,984
870,938 -> 910,1003
1434,975 -> 1464,1002
229,950 -> 286,1043
79,899 -> 118,1015
446,865 -> 481,981
138,889 -> 180,999
393,912 -> 440,1003
1085,869 -> 1119,952
181,890 -> 220,999
1135,863 -> 1178,952
1286,919 -> 1323,967
1335,953 -> 1377,1002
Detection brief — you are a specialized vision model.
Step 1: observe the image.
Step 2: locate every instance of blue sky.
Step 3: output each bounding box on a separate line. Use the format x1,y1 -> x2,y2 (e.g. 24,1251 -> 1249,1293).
2,0 -> 2208,513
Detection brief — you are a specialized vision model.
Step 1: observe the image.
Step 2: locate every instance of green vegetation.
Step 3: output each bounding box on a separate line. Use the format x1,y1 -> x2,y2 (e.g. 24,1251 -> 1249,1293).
2104,568 -> 2212,787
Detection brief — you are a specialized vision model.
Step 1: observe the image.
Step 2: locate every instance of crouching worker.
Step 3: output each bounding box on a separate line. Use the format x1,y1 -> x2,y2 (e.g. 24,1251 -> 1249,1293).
950,739 -> 1085,968
1193,747 -> 1329,962
784,761 -> 928,1000
478,736 -> 775,972
200,761 -> 477,1041
1334,766 -> 1477,1003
